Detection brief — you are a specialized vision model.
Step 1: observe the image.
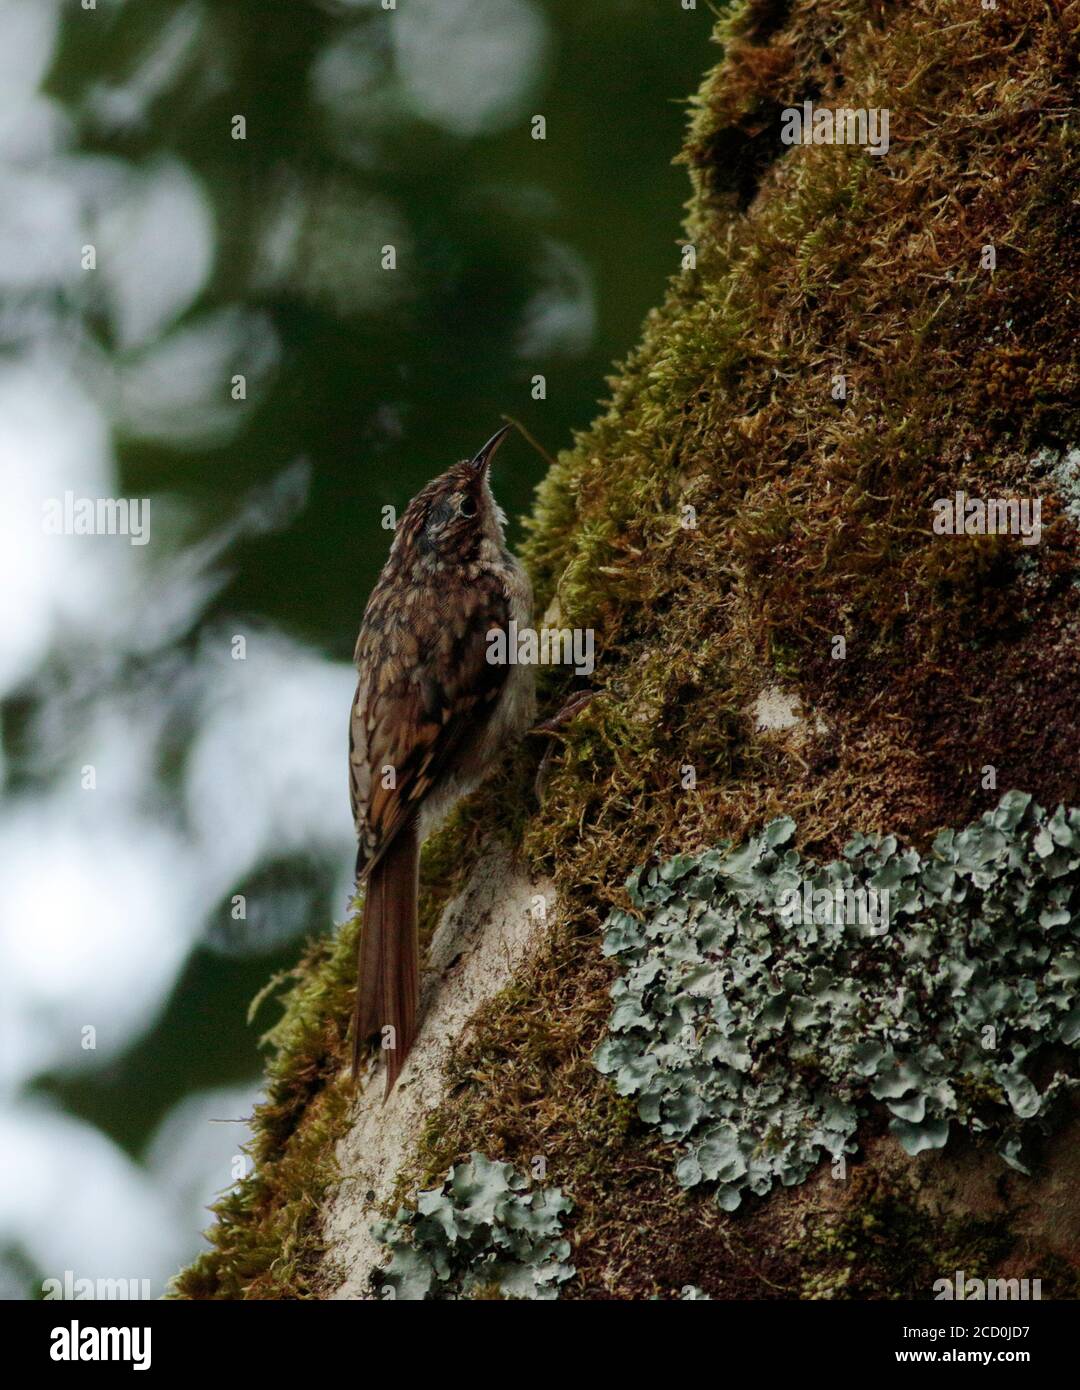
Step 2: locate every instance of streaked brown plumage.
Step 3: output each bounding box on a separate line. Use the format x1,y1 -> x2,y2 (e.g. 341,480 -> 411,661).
349,426 -> 534,1095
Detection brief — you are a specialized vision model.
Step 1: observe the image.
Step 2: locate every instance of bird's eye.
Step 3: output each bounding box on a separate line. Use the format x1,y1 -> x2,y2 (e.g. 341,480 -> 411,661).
458,495 -> 477,518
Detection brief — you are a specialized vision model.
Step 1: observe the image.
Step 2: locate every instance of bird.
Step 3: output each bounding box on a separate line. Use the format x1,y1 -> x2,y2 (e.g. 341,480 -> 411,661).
348,424 -> 535,1096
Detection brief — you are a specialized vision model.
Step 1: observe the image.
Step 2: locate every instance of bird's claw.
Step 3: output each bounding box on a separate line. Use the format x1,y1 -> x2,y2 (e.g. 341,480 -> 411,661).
530,688 -> 596,736
531,689 -> 596,800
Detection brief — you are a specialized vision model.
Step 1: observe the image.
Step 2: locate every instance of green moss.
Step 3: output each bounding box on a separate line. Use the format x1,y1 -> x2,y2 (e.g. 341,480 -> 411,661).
799,1170 -> 1015,1302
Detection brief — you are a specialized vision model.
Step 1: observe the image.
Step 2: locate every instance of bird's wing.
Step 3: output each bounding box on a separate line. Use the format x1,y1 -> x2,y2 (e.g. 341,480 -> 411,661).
349,574 -> 511,880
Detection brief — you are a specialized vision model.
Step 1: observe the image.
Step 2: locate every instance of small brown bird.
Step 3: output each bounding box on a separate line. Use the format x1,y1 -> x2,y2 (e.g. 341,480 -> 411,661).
348,425 -> 535,1095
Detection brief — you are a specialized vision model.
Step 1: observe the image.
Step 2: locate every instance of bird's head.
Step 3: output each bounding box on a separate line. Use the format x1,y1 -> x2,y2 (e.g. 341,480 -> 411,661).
398,424 -> 513,566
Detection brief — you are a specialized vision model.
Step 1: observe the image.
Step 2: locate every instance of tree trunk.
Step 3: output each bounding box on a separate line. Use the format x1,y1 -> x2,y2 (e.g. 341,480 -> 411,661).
175,0 -> 1080,1300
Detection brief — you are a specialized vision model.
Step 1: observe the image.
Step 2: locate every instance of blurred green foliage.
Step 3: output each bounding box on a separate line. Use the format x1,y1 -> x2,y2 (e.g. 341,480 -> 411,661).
34,0 -> 713,1157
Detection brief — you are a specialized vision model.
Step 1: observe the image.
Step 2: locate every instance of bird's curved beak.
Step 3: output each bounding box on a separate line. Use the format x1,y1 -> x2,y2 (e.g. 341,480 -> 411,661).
471,423 -> 512,474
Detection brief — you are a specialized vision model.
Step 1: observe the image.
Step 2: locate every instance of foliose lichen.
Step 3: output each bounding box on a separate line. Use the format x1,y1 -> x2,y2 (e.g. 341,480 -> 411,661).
371,1153 -> 575,1300
1037,443 -> 1080,524
595,791 -> 1080,1211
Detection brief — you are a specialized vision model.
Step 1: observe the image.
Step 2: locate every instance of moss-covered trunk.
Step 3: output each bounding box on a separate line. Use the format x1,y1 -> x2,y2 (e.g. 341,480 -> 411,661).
176,0 -> 1080,1299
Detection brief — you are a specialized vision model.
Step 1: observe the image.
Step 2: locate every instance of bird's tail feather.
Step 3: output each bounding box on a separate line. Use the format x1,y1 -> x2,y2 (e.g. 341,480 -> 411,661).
352,819 -> 419,1098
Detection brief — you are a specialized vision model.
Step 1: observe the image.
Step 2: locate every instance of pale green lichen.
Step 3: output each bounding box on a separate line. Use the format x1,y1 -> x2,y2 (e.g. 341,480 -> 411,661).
596,791 -> 1080,1211
371,1154 -> 574,1301
1036,444 -> 1080,524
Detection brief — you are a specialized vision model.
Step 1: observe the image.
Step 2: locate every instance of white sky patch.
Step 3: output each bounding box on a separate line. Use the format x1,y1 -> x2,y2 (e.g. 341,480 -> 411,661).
0,0 -> 61,105
0,358 -> 116,693
0,163 -> 84,293
0,90 -> 69,165
0,804 -> 198,1083
184,633 -> 357,913
91,156 -> 215,351
0,0 -> 67,165
0,1100 -> 187,1296
393,0 -> 549,138
146,1083 -> 261,1260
